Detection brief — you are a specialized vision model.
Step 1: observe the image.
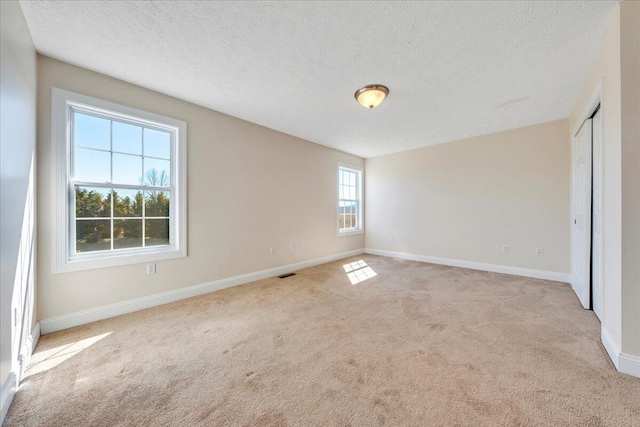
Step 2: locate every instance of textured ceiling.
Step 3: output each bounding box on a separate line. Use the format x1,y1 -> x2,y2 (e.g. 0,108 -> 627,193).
20,1 -> 617,158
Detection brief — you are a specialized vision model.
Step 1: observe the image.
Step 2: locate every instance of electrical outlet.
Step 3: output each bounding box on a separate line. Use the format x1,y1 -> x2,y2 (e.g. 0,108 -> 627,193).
502,245 -> 510,253
536,248 -> 544,256
289,243 -> 295,252
391,236 -> 395,243
270,247 -> 276,255
146,263 -> 156,275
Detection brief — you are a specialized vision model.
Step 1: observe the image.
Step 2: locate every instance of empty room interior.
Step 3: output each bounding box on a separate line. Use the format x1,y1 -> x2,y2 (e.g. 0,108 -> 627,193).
2,0 -> 640,425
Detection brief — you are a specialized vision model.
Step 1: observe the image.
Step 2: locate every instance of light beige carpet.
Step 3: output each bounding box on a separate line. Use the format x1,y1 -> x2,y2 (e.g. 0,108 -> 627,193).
5,255 -> 640,426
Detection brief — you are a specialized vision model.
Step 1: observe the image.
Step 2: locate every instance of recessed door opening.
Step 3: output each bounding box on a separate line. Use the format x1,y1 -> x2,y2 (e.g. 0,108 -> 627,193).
571,103 -> 603,321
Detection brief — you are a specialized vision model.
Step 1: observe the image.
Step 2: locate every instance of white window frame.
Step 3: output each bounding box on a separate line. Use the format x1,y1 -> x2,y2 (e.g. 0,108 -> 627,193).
51,88 -> 187,274
337,163 -> 363,236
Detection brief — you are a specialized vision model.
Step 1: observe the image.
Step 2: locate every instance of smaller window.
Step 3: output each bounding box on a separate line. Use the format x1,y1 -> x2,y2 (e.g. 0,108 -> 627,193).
338,165 -> 363,235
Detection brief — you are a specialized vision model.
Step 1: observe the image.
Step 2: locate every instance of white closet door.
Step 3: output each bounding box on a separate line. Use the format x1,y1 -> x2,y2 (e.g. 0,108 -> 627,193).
571,119 -> 592,309
592,109 -> 603,320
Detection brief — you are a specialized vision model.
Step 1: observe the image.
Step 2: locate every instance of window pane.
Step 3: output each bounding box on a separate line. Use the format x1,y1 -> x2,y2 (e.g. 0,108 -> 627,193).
145,219 -> 170,246
113,153 -> 143,185
339,214 -> 346,229
352,205 -> 358,228
74,148 -> 110,183
344,204 -> 349,228
144,128 -> 171,159
113,121 -> 142,155
145,190 -> 170,217
113,219 -> 142,249
144,158 -> 170,187
74,113 -> 110,151
350,172 -> 356,186
76,219 -> 111,253
113,188 -> 142,217
76,186 -> 110,218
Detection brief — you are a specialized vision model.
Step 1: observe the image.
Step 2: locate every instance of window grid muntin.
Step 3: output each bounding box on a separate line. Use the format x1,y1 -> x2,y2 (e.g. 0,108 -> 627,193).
76,217 -> 168,220
110,120 -> 114,250
73,145 -> 170,162
70,106 -> 175,255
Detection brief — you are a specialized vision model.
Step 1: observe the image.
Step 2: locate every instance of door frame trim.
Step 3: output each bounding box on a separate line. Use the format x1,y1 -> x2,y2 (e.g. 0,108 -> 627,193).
572,80 -> 603,138
590,107 -> 604,319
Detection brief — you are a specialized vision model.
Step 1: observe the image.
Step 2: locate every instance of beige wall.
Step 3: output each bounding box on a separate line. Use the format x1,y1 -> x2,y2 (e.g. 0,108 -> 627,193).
569,7 -> 623,354
365,119 -> 570,274
620,0 -> 640,357
37,56 -> 364,320
0,0 -> 37,412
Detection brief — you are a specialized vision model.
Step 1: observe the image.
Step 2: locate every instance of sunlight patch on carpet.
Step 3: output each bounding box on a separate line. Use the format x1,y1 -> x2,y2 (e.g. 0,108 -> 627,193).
25,332 -> 112,378
343,260 -> 377,284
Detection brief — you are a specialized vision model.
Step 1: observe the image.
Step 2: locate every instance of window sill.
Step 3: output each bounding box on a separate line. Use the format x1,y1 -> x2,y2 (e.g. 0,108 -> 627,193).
53,246 -> 186,274
338,229 -> 364,237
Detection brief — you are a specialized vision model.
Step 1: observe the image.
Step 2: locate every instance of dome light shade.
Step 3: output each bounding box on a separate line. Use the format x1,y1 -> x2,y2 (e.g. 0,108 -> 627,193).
354,84 -> 389,109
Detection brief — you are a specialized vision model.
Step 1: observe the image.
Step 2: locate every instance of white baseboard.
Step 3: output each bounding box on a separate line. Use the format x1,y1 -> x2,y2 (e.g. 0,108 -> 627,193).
619,353 -> 640,378
24,322 -> 41,369
0,323 -> 41,424
601,327 -> 640,378
17,322 -> 40,384
601,327 -> 620,368
0,372 -> 17,425
365,248 -> 570,282
31,322 -> 40,353
40,249 -> 365,334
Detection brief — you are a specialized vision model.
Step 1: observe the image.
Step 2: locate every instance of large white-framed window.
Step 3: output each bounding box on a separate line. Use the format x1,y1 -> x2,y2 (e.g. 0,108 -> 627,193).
52,88 -> 187,273
338,164 -> 363,235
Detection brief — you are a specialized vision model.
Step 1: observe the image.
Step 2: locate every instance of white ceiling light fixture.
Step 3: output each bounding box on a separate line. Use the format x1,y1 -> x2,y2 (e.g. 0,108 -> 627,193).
354,84 -> 389,109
